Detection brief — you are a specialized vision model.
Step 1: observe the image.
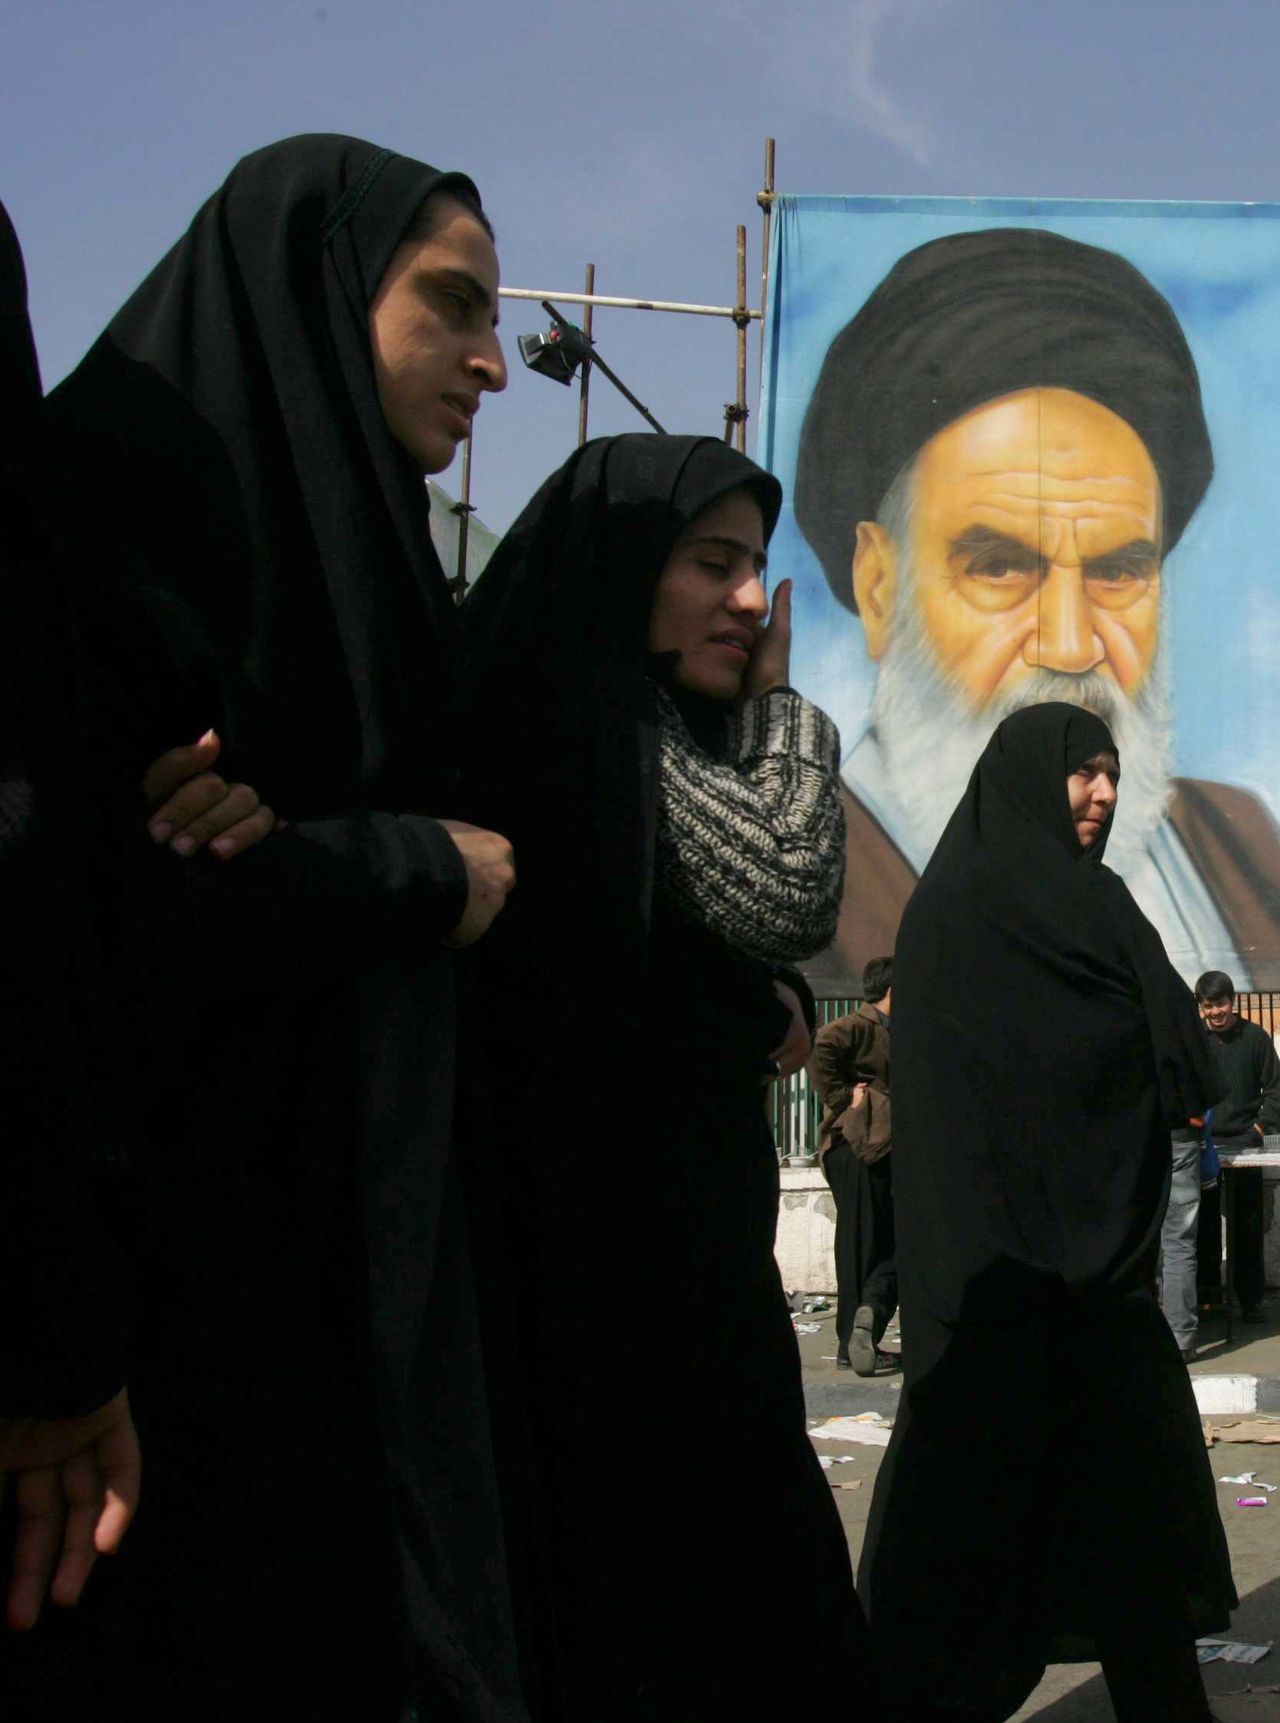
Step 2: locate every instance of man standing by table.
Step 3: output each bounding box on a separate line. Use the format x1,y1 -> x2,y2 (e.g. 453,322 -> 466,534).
809,956 -> 897,1376
1193,970 -> 1280,1322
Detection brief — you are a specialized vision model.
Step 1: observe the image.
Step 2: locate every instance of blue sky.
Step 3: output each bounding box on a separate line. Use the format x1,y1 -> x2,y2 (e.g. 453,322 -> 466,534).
5,0 -> 1280,534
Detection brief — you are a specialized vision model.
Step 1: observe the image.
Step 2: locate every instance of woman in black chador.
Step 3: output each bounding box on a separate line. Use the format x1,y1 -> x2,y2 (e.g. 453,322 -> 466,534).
462,434 -> 875,1720
859,703 -> 1233,1723
7,138 -> 531,1723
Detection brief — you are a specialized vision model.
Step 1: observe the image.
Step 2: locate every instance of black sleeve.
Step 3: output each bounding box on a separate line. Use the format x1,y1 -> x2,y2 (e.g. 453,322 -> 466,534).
771,963 -> 818,1038
81,580 -> 469,1001
102,808 -> 468,1003
0,1141 -> 129,1418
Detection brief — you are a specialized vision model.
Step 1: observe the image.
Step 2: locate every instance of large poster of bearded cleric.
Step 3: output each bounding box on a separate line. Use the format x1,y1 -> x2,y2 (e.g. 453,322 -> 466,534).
761,196 -> 1280,995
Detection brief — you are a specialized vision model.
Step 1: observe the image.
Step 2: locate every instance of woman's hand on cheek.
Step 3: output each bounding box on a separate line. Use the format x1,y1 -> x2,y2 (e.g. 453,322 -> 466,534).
742,579 -> 791,700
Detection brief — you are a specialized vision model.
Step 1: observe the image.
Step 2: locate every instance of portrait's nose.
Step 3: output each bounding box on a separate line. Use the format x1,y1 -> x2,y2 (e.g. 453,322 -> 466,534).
1024,564 -> 1103,675
471,328 -> 508,394
1094,774 -> 1118,810
727,572 -> 769,620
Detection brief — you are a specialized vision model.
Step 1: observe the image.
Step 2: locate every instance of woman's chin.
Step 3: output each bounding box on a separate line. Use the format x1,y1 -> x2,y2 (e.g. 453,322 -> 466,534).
674,672 -> 739,702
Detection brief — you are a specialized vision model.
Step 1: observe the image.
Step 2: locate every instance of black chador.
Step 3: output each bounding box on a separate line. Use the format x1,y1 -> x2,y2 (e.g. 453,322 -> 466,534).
0,204 -> 129,1434
859,703 -> 1233,1720
462,435 -> 874,1722
12,139 -> 532,1723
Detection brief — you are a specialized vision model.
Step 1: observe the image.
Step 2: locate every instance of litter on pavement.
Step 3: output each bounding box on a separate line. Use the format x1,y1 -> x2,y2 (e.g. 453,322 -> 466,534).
1236,1497 -> 1269,1507
808,1412 -> 894,1448
1195,1639 -> 1272,1665
1208,1418 -> 1280,1444
830,1480 -> 864,1491
793,1321 -> 822,1334
1220,1473 -> 1278,1490
816,1454 -> 858,1469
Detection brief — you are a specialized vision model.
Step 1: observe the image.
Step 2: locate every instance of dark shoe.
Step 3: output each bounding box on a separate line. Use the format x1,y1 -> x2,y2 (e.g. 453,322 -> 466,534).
875,1349 -> 903,1372
1240,1303 -> 1269,1324
835,1347 -> 852,1368
1180,1341 -> 1198,1362
850,1305 -> 877,1376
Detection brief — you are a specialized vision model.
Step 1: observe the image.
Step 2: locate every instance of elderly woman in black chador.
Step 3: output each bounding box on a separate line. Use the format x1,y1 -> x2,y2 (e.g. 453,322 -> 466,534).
7,138 -> 534,1723
462,433 -> 875,1720
859,703 -> 1233,1723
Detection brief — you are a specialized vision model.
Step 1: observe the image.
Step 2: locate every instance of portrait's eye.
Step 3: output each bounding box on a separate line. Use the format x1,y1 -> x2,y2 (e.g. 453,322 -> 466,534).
953,549 -> 1040,611
1085,563 -> 1155,610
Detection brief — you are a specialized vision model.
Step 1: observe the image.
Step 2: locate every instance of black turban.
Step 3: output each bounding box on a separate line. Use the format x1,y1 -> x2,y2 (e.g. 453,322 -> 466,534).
794,227 -> 1214,611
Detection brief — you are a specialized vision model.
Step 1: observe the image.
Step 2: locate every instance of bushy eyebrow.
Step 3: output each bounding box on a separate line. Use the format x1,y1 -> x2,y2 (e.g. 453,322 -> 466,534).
686,533 -> 767,573
948,525 -> 1160,575
1083,539 -> 1160,572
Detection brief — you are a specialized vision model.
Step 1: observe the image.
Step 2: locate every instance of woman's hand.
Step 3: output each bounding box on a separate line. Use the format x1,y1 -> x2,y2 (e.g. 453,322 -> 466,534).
742,578 -> 792,701
143,730 -> 279,860
1,1389 -> 141,1631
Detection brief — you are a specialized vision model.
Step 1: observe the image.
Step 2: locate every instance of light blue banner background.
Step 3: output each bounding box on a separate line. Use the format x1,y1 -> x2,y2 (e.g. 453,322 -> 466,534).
762,195 -> 1280,821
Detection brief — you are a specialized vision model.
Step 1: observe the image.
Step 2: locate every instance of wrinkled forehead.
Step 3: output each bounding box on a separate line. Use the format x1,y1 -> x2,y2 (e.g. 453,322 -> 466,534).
912,387 -> 1163,550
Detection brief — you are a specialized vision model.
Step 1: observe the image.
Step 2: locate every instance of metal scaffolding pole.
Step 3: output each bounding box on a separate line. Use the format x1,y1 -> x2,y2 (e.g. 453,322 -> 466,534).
499,286 -> 759,321
757,137 -> 776,391
450,430 -> 475,602
735,224 -> 748,452
577,262 -> 595,447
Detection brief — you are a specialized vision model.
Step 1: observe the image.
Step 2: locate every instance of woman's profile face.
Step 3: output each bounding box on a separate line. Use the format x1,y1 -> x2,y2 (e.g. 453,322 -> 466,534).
1065,749 -> 1120,847
368,196 -> 507,475
648,490 -> 768,701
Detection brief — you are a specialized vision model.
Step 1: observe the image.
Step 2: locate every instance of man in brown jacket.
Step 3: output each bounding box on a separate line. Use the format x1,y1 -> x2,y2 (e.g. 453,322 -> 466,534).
808,956 -> 896,1375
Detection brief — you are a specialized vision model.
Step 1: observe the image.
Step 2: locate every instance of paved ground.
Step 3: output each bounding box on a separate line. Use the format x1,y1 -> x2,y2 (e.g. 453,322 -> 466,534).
794,1301 -> 1280,1720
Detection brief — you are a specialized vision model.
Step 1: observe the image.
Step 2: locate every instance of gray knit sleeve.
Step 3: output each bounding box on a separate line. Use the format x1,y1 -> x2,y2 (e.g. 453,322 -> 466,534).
654,686 -> 846,963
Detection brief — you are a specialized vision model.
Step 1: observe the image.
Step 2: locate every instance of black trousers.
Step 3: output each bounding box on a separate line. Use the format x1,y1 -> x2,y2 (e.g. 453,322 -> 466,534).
1197,1164 -> 1266,1309
823,1139 -> 896,1348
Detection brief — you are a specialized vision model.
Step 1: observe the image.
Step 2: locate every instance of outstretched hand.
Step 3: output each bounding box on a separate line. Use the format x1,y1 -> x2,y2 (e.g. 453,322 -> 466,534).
0,1389 -> 141,1631
143,730 -> 279,859
743,578 -> 792,701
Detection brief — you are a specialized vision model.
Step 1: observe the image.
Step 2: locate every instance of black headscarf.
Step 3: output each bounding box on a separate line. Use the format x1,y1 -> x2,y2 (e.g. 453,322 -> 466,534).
462,433 -> 781,971
892,701 -> 1223,1314
796,227 -> 1213,609
47,134 -> 481,813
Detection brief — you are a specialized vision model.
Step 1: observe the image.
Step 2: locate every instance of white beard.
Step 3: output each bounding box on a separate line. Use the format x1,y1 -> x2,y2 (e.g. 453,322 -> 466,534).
871,578 -> 1174,876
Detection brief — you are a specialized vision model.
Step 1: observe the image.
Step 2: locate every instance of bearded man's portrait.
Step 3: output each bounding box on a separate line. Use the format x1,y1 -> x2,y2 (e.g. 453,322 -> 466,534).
764,206 -> 1280,990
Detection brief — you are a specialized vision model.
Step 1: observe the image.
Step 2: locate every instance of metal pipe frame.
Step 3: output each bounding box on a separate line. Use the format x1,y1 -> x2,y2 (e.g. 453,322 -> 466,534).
498,286 -> 760,320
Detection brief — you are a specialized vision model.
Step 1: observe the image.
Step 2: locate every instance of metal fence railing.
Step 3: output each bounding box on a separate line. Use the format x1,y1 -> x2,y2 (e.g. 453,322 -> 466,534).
1239,992 -> 1280,1038
771,989 -> 1280,1166
769,996 -> 857,1166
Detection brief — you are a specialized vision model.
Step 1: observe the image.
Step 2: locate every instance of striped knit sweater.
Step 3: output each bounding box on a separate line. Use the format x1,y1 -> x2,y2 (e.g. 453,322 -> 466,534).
653,683 -> 846,964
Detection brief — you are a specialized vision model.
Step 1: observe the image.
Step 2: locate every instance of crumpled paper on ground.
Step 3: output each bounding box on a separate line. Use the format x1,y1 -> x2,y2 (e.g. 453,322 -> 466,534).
808,1412 -> 894,1447
1196,1639 -> 1272,1665
1209,1419 -> 1280,1444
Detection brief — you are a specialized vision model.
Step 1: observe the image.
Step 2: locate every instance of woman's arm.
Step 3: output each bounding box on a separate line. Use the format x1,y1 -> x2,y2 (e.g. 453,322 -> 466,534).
654,686 -> 845,964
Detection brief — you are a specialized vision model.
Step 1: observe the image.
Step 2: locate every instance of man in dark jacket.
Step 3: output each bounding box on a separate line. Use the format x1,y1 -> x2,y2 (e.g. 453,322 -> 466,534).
809,956 -> 896,1375
1192,971 -> 1280,1321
